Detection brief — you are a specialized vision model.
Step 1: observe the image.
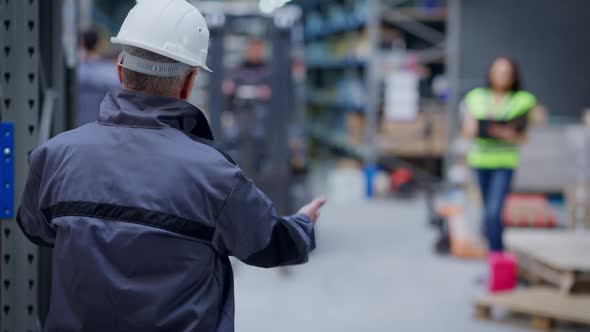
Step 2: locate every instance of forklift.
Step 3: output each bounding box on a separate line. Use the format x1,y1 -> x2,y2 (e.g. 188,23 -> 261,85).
202,4 -> 309,215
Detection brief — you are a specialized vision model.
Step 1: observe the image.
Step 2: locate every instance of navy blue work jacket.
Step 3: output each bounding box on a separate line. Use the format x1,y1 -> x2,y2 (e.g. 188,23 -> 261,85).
17,88 -> 315,332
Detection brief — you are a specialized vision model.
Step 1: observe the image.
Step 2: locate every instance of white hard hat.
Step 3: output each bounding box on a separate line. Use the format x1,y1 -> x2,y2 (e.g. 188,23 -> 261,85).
111,0 -> 212,73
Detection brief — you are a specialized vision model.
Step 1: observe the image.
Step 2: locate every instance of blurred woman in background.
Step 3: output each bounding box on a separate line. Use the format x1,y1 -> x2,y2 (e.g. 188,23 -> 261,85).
462,57 -> 537,253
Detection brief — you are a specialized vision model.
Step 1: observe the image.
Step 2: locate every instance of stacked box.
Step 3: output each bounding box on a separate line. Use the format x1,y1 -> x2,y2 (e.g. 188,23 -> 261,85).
564,125 -> 590,229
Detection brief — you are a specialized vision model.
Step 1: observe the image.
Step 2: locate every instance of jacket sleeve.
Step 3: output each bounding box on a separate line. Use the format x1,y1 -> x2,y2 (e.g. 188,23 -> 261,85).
211,170 -> 315,268
16,159 -> 56,248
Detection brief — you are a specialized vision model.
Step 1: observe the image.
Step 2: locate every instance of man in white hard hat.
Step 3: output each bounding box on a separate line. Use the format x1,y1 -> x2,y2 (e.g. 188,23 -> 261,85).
17,0 -> 325,331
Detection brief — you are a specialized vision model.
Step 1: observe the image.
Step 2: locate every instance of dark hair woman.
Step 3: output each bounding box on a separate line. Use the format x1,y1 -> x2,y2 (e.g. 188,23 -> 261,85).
462,56 -> 537,253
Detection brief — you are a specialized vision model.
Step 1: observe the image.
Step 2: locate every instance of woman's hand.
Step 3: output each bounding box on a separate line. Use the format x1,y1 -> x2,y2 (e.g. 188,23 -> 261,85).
488,124 -> 517,141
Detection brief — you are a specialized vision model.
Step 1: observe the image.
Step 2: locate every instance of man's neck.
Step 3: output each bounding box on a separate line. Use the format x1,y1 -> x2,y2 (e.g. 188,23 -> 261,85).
121,86 -> 182,101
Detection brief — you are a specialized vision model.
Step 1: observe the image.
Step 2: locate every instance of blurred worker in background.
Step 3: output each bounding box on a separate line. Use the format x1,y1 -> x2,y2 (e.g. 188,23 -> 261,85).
222,38 -> 272,175
461,57 -> 537,253
223,38 -> 271,100
77,27 -> 119,126
18,1 -> 325,331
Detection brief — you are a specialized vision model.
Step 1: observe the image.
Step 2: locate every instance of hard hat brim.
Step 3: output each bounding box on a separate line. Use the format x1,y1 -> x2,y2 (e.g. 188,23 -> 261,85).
111,36 -> 213,73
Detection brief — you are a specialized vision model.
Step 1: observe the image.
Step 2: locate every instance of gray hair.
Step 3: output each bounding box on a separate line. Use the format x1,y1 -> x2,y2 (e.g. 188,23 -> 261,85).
121,46 -> 194,96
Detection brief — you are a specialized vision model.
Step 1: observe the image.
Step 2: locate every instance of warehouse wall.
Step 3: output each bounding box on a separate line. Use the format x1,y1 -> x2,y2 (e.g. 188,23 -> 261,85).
457,0 -> 590,119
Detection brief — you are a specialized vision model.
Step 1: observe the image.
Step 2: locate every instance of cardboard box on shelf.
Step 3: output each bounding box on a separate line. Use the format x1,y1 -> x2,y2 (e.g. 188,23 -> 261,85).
564,182 -> 590,229
384,70 -> 420,122
343,103 -> 448,157
335,158 -> 362,170
379,108 -> 448,157
563,125 -> 590,229
346,112 -> 365,147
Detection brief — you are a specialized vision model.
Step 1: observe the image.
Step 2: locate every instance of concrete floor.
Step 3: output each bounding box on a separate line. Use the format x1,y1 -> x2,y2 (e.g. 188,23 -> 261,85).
232,198 -> 530,332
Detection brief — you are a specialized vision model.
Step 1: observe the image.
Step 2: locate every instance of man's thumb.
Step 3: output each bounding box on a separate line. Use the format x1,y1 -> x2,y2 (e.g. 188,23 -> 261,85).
312,197 -> 327,209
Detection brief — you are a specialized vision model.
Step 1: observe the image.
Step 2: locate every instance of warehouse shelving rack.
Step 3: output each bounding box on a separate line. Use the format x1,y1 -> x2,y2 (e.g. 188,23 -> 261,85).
1,0 -> 78,330
299,0 -> 449,168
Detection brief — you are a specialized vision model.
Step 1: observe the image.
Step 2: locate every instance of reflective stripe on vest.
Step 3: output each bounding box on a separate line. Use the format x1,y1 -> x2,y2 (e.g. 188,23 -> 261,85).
465,88 -> 536,169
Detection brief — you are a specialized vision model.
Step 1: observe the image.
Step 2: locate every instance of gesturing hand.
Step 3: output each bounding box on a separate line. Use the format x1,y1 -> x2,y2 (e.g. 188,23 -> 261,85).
298,197 -> 327,224
489,124 -> 517,141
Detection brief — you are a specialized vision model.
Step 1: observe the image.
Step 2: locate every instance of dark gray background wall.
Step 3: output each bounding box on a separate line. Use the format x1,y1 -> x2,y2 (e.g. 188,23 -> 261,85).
457,0 -> 590,119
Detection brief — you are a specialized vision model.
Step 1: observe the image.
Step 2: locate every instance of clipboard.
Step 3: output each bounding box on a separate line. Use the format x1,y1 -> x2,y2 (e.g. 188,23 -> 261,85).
478,113 -> 528,139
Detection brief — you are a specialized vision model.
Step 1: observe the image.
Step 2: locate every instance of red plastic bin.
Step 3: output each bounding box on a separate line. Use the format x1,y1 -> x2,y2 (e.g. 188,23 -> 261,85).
488,252 -> 517,293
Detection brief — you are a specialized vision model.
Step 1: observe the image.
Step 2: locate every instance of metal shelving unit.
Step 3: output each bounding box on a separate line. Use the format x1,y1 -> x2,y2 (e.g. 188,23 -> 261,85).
1,1 -> 42,330
300,0 -> 448,166
307,124 -> 365,159
305,57 -> 367,70
306,97 -> 364,113
305,18 -> 366,40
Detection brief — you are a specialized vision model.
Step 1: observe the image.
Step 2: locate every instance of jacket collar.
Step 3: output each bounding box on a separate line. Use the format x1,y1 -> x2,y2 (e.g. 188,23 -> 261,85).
98,88 -> 214,141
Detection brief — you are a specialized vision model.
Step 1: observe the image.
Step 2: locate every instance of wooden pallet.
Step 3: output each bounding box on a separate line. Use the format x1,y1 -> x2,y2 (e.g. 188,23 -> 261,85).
475,287 -> 590,331
505,230 -> 590,293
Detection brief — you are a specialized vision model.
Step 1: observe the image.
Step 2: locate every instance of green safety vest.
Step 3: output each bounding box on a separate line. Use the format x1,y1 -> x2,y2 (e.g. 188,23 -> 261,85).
466,88 -> 536,169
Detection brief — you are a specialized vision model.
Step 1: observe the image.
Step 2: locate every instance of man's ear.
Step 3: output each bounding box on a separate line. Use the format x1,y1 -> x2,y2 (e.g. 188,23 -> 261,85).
117,65 -> 124,85
180,69 -> 198,100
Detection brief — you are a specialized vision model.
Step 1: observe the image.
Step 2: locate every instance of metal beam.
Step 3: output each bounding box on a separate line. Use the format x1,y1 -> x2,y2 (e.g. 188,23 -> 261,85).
445,0 -> 462,171
206,14 -> 226,140
79,0 -> 94,29
410,46 -> 446,64
363,0 -> 381,165
268,19 -> 294,214
383,10 -> 446,45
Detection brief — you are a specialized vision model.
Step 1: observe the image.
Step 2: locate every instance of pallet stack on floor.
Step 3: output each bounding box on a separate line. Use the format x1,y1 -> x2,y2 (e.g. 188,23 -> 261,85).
475,230 -> 590,331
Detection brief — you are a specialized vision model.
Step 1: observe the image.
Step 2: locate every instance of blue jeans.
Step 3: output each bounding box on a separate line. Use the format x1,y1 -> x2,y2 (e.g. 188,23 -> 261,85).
475,169 -> 514,252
